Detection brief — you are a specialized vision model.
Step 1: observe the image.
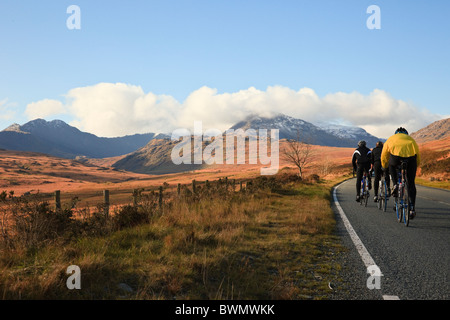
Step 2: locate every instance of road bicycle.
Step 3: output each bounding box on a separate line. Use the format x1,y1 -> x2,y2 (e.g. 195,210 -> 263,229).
393,160 -> 411,227
360,171 -> 370,207
377,173 -> 389,212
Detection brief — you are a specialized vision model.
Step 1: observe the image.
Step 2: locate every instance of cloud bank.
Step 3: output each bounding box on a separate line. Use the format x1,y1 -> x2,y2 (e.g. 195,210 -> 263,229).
0,98 -> 17,121
25,83 -> 444,139
25,99 -> 65,120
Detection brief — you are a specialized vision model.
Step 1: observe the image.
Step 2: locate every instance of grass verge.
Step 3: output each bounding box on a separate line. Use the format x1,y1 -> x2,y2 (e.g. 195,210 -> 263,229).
416,177 -> 450,190
0,174 -> 349,300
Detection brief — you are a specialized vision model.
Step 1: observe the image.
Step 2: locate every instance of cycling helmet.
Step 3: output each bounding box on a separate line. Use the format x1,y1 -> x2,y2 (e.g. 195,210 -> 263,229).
395,127 -> 408,135
358,140 -> 366,147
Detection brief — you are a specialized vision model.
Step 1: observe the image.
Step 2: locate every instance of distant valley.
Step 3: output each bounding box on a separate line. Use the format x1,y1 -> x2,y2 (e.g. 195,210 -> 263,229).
2,115 -> 447,176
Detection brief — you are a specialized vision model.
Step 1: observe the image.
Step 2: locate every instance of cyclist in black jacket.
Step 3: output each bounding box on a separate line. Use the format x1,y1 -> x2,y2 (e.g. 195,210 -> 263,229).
371,141 -> 391,202
352,140 -> 372,202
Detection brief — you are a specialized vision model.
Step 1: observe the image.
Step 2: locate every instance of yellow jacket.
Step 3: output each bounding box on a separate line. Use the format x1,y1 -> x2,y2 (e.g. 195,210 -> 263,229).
381,133 -> 420,169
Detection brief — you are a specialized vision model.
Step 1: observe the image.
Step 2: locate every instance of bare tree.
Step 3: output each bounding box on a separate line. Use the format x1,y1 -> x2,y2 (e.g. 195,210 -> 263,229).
282,131 -> 313,179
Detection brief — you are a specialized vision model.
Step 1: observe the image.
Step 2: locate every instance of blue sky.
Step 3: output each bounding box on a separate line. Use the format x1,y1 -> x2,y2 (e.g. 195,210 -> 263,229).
0,0 -> 449,137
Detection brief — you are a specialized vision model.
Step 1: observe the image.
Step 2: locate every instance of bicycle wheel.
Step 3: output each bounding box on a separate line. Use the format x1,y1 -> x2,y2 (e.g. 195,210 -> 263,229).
364,186 -> 369,207
403,180 -> 410,227
382,181 -> 388,212
360,179 -> 364,206
395,188 -> 402,223
378,180 -> 384,210
377,185 -> 381,210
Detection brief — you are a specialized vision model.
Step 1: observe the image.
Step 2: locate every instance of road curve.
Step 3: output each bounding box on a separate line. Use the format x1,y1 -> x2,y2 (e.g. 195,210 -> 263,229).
331,178 -> 450,300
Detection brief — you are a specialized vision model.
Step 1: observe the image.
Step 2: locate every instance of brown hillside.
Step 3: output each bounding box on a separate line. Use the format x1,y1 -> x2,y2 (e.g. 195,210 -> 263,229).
0,149 -> 150,196
411,118 -> 450,143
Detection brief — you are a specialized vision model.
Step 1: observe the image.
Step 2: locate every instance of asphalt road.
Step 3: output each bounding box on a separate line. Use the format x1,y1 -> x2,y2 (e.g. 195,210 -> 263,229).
331,178 -> 450,300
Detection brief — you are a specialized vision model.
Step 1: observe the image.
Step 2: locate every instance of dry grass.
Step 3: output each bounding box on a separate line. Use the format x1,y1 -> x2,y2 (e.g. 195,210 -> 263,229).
0,173 -> 347,300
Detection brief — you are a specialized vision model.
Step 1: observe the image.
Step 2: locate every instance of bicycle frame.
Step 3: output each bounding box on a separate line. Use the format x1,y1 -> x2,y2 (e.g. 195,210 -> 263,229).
394,161 -> 410,226
360,171 -> 369,207
377,173 -> 388,212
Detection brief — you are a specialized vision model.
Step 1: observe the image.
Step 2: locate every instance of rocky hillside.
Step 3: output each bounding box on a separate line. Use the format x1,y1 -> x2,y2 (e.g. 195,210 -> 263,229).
411,118 -> 450,143
112,114 -> 385,175
112,138 -> 203,174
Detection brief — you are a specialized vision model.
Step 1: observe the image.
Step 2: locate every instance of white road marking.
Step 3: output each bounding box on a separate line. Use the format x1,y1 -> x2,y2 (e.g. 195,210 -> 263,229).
333,180 -> 400,301
333,182 -> 377,269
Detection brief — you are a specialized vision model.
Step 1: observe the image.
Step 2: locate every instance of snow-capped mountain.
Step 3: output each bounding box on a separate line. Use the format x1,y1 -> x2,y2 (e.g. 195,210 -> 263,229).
229,114 -> 383,148
0,114 -> 385,173
314,121 -> 384,147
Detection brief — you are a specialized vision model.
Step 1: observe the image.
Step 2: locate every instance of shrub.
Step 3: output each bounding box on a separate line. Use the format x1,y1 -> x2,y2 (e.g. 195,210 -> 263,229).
112,205 -> 149,230
420,149 -> 449,175
6,198 -> 76,248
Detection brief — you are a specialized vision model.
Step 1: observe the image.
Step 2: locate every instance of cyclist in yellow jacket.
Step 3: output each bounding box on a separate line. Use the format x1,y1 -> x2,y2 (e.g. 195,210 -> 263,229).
381,127 -> 420,218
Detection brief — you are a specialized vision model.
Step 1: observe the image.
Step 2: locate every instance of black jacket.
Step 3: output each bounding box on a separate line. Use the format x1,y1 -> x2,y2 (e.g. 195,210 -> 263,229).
352,145 -> 372,170
371,145 -> 383,165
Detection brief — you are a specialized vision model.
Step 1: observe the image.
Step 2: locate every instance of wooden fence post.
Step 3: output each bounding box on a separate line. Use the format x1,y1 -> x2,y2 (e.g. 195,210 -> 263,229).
132,189 -> 138,206
192,180 -> 196,194
159,186 -> 163,211
177,183 -> 181,197
55,190 -> 61,211
103,190 -> 110,217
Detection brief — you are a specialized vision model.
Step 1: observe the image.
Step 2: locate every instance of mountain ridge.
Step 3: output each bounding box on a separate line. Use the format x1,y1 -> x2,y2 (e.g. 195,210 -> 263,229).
1,115 -> 445,175
411,117 -> 450,143
230,114 -> 382,148
0,119 -> 166,159
112,113 -> 386,174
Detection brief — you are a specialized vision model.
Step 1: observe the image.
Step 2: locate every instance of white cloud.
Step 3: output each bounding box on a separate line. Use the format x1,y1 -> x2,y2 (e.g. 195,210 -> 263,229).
65,83 -> 182,137
0,98 -> 17,121
23,83 -> 444,139
25,99 -> 65,120
177,86 -> 442,138
320,89 -> 442,138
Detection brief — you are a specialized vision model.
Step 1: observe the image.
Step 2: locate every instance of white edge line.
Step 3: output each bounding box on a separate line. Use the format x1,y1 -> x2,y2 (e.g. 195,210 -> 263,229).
333,182 -> 377,269
333,181 -> 400,301
382,295 -> 400,300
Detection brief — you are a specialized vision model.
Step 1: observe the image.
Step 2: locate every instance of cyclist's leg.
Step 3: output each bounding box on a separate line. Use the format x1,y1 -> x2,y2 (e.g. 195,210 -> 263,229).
364,163 -> 372,189
374,162 -> 381,197
407,156 -> 418,216
389,155 -> 400,196
384,167 -> 391,193
356,165 -> 363,201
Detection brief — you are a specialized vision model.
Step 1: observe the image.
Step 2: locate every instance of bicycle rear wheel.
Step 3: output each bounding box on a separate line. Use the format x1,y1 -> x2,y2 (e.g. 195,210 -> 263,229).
395,193 -> 402,223
364,187 -> 369,207
360,179 -> 364,206
377,185 -> 382,210
403,180 -> 410,227
378,180 -> 384,210
383,181 -> 388,212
